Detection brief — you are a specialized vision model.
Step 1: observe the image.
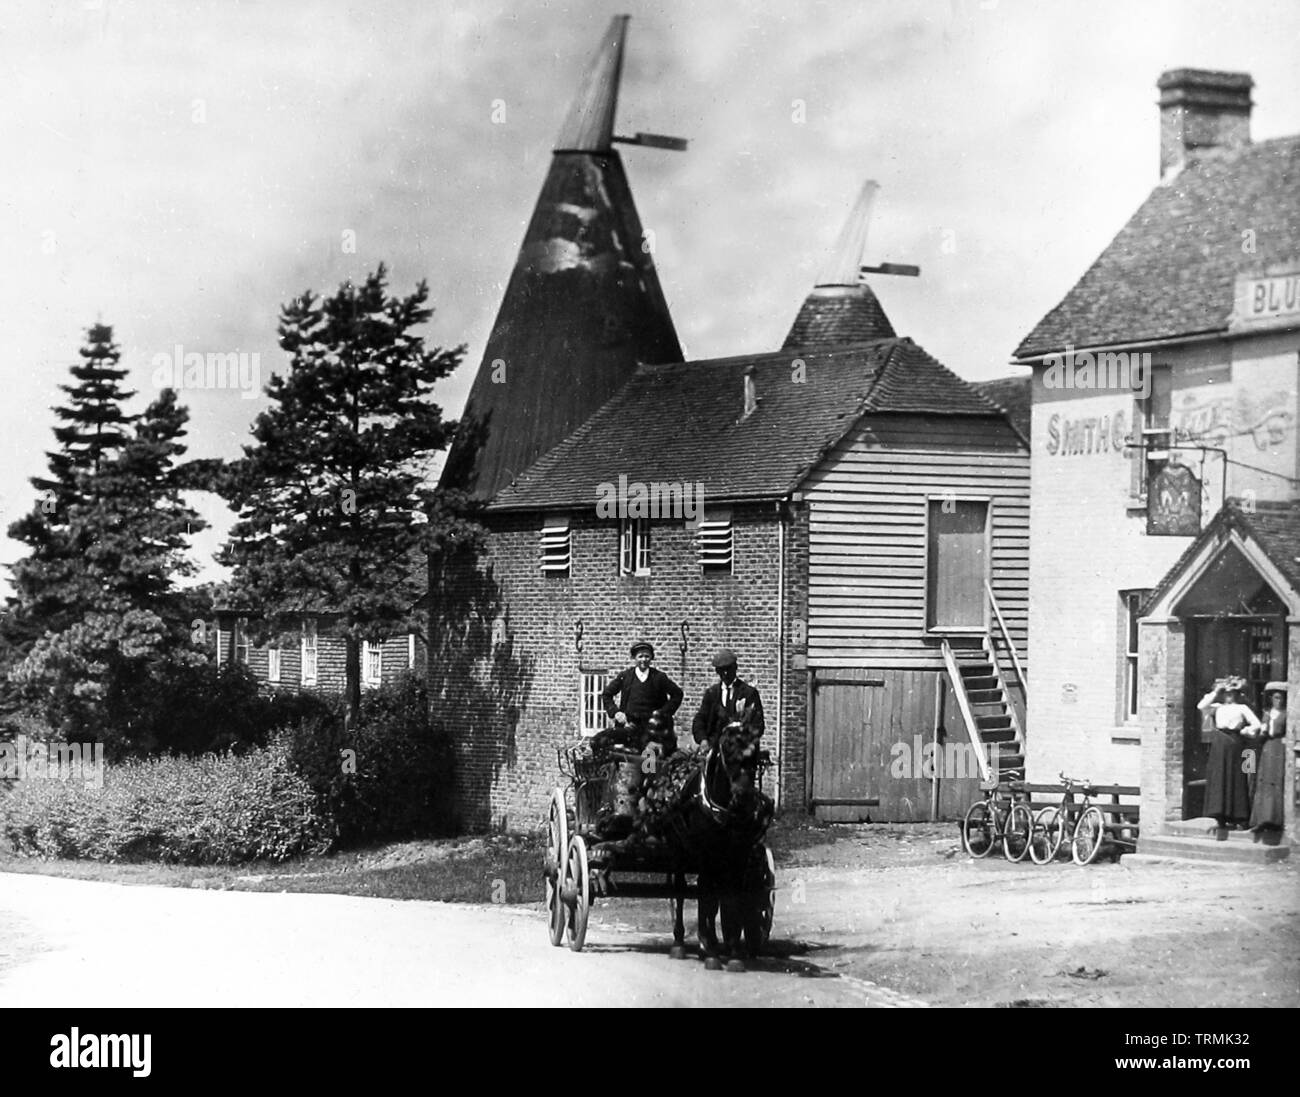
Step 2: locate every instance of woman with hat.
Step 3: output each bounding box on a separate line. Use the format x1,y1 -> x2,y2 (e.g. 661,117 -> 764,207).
1197,675 -> 1261,836
1249,681 -> 1287,837
600,641 -> 684,745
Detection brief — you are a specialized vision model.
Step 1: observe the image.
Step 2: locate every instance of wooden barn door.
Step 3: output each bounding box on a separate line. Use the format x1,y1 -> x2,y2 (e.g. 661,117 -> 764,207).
810,669 -> 965,821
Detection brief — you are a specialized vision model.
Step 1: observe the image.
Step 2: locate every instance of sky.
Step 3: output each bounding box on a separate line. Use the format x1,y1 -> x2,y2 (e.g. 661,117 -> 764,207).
4,0 -> 1299,594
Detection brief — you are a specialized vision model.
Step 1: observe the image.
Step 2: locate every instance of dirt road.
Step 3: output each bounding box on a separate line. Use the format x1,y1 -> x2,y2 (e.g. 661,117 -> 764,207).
0,873 -> 921,1008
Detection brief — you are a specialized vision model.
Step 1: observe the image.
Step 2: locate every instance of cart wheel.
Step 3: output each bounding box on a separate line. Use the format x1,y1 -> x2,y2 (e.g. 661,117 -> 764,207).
1003,802 -> 1033,863
961,800 -> 994,858
545,789 -> 569,947
1071,805 -> 1105,866
565,835 -> 590,952
760,845 -> 776,945
743,845 -> 776,957
1029,806 -> 1063,865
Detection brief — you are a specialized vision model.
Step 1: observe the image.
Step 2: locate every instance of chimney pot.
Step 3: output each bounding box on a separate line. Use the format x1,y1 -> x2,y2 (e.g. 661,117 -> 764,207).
1157,68 -> 1252,178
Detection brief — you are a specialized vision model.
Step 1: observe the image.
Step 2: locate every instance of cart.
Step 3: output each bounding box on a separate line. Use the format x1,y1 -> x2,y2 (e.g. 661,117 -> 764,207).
542,736 -> 776,962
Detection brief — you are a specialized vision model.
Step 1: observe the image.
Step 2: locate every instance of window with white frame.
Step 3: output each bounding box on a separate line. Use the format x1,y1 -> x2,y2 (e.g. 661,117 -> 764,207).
234,618 -> 251,665
267,646 -> 282,683
541,514 -> 571,574
301,620 -> 318,686
1120,589 -> 1151,720
363,640 -> 382,688
695,510 -> 733,572
618,517 -> 650,576
579,670 -> 611,736
407,632 -> 416,670
1130,365 -> 1171,503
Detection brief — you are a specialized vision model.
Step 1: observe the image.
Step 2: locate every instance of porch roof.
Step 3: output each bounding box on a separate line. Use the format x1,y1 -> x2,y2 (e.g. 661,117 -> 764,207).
1143,498 -> 1300,617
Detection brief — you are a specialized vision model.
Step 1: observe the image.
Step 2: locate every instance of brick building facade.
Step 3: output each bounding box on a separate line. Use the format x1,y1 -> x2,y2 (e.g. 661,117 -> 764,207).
1013,68 -> 1299,855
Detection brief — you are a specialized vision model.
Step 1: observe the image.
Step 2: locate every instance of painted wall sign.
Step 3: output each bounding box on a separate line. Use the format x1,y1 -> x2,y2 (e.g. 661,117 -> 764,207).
1230,269 -> 1300,332
1172,388 -> 1295,451
1044,410 -> 1128,456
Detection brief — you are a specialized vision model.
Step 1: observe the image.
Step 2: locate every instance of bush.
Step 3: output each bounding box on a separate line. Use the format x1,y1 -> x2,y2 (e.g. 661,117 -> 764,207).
130,662 -> 334,757
0,673 -> 453,863
0,741 -> 332,863
278,673 -> 454,845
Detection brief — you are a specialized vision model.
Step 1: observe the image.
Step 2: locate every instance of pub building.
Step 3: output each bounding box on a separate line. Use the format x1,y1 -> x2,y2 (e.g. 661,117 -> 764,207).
1011,69 -> 1299,857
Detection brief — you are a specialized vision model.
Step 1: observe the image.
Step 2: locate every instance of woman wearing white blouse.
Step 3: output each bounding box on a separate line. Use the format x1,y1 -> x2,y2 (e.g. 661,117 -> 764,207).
1197,676 -> 1260,836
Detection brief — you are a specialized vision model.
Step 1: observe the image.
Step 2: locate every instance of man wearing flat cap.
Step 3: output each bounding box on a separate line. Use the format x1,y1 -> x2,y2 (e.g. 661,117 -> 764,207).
692,648 -> 765,749
601,641 -> 684,742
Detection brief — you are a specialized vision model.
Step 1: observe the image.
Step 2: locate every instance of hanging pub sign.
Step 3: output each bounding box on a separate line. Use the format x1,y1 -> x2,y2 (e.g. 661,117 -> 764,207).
1147,462 -> 1202,536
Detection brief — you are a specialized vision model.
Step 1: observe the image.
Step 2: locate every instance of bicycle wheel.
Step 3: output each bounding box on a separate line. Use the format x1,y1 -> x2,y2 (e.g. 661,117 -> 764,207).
962,800 -> 994,858
1071,805 -> 1106,866
1029,806 -> 1064,865
1003,802 -> 1033,863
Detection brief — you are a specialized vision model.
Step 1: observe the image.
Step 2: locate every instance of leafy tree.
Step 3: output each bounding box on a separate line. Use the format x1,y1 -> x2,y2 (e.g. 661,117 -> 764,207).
219,265 -> 470,726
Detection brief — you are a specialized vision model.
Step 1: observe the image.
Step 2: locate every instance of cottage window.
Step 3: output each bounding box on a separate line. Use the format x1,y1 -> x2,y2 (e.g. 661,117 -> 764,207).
407,632 -> 417,671
580,670 -> 612,736
619,517 -> 650,576
267,646 -> 282,683
234,618 -> 251,665
541,514 -> 571,574
1120,589 -> 1151,721
363,640 -> 382,688
1131,365 -> 1171,503
301,620 -> 318,686
696,511 -> 733,572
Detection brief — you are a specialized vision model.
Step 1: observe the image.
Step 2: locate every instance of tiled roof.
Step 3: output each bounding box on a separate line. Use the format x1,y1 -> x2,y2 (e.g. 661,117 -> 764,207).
1016,135 -> 1300,358
973,375 -> 1032,441
1143,498 -> 1300,613
782,285 -> 896,351
488,337 -> 1007,510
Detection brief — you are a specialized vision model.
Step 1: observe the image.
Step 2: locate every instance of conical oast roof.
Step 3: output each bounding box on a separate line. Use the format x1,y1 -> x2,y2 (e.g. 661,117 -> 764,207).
441,16 -> 683,500
782,179 -> 895,352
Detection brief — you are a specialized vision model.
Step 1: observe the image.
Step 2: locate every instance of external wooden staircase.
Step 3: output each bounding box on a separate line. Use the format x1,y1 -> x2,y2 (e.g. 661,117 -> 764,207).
941,587 -> 1027,782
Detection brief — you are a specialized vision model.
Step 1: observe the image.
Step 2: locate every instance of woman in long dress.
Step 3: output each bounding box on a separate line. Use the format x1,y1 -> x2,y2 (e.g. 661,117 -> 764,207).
1249,682 -> 1287,835
1197,676 -> 1260,834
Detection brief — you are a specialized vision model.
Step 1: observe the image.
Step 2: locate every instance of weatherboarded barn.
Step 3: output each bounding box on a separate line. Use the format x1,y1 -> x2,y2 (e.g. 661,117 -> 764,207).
433,336 -> 1030,829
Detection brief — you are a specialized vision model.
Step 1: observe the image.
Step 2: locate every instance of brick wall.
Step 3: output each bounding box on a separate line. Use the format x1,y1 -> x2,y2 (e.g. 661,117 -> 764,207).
430,503 -> 810,831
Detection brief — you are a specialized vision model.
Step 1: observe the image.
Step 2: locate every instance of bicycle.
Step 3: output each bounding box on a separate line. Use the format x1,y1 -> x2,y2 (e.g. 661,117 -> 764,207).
961,778 -> 1033,862
1028,772 -> 1105,866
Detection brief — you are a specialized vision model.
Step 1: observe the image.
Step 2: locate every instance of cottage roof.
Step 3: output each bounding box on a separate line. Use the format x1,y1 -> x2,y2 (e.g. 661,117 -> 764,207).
973,374 -> 1032,441
487,337 -> 1008,511
1143,498 -> 1300,616
439,16 -> 683,501
1015,135 -> 1300,358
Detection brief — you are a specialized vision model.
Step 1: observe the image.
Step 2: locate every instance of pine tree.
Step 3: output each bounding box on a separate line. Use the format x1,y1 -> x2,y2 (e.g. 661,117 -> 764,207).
7,323 -> 138,636
5,326 -> 208,745
219,265 -> 467,726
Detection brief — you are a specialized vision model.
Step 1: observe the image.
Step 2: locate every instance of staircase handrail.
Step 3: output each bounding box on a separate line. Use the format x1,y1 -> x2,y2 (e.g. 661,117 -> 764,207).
941,639 -> 992,782
986,579 -> 1028,697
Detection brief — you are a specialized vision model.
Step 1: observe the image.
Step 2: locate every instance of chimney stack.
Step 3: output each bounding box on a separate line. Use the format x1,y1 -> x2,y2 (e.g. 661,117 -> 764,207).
1157,69 -> 1252,178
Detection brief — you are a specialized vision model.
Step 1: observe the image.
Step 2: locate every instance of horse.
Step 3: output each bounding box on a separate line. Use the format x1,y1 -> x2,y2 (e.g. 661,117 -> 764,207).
693,711 -> 773,970
647,707 -> 771,970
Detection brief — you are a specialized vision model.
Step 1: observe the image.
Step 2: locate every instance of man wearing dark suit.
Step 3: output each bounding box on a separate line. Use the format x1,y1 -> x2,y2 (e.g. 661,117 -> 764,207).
691,648 -> 765,748
601,641 -> 684,740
